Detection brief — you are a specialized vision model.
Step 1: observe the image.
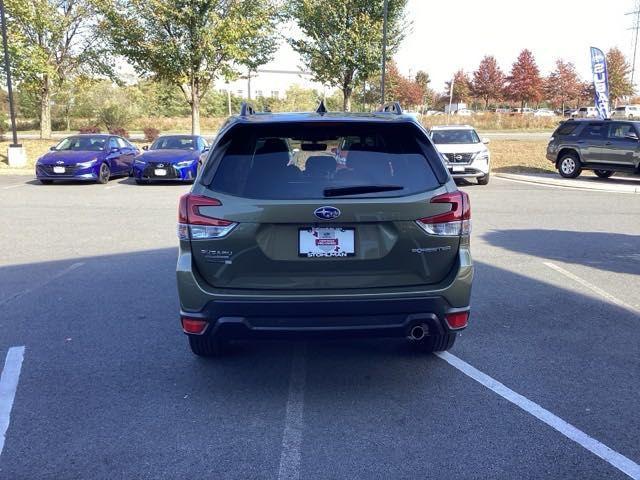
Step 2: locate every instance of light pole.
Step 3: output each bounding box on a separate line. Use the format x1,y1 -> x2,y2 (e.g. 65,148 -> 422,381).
1,0 -> 18,147
380,0 -> 388,106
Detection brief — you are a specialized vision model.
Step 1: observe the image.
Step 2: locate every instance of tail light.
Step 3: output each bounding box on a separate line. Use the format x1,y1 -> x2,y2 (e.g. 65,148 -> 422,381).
416,190 -> 471,236
177,194 -> 237,240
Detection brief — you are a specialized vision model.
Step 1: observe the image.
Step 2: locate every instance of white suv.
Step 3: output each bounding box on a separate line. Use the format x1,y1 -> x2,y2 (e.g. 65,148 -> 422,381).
430,125 -> 491,185
611,105 -> 640,119
573,107 -> 598,118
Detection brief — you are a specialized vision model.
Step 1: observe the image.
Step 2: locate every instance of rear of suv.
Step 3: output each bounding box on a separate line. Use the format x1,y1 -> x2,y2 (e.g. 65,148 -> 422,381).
547,119 -> 640,178
176,103 -> 473,357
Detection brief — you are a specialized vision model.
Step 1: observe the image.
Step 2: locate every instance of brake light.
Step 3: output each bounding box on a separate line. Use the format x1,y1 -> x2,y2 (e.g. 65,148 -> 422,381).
445,311 -> 469,329
177,194 -> 237,240
181,316 -> 209,335
416,190 -> 471,236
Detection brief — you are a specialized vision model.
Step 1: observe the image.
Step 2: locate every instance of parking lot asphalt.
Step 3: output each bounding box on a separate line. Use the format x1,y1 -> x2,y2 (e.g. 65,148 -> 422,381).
0,175 -> 638,479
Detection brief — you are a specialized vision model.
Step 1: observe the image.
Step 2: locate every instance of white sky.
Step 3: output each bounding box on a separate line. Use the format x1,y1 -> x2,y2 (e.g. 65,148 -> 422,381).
268,0 -> 637,92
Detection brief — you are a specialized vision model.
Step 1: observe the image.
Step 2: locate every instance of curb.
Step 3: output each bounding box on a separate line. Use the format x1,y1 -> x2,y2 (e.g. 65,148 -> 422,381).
494,173 -> 640,194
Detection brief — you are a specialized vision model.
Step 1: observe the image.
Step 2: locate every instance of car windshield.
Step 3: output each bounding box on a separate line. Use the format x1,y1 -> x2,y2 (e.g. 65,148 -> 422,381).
55,136 -> 107,151
209,122 -> 441,200
431,129 -> 480,144
151,136 -> 196,150
615,107 -> 626,111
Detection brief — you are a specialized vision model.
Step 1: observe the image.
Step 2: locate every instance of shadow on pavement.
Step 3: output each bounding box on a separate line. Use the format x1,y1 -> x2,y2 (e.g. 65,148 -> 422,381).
482,229 -> 640,275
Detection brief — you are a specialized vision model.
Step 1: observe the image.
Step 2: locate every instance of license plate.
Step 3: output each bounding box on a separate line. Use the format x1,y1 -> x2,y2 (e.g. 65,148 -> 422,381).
154,168 -> 167,176
451,166 -> 465,173
299,227 -> 355,257
53,166 -> 65,174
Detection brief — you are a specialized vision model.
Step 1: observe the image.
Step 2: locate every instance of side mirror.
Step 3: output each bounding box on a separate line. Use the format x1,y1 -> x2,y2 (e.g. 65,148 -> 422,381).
110,147 -> 120,153
50,146 -> 57,151
202,146 -> 210,153
142,145 -> 149,151
482,137 -> 490,145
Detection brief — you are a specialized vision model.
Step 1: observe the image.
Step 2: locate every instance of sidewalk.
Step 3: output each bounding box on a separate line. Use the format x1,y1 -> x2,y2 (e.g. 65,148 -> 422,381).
495,172 -> 640,194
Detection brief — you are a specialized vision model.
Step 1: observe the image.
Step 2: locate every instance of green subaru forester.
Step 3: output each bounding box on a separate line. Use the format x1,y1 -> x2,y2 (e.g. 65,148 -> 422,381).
176,103 -> 473,356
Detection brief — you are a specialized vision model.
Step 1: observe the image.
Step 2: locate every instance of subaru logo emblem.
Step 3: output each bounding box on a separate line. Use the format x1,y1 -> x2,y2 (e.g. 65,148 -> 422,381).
314,206 -> 341,220
158,163 -> 164,168
56,160 -> 64,165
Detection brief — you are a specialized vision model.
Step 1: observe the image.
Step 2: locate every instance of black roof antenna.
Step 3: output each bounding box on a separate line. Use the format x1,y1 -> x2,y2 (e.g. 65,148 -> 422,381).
316,99 -> 328,115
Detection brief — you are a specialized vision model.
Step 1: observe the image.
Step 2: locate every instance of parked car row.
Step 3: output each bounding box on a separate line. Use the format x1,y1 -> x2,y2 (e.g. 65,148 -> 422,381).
35,134 -> 210,184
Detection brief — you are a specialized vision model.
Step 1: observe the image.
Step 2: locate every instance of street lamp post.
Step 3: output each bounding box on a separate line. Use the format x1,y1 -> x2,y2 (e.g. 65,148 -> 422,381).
0,0 -> 25,166
380,0 -> 388,106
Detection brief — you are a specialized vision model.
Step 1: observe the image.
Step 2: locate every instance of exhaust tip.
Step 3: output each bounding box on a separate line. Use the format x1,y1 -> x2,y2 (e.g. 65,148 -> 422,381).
409,325 -> 427,341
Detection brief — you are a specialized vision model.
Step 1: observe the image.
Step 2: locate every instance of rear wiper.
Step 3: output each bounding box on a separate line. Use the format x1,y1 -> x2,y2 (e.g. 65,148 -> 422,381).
323,185 -> 404,197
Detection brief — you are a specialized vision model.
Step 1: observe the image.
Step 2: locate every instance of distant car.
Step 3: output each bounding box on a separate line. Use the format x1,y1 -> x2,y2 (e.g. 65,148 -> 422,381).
430,124 -> 491,185
546,119 -> 640,179
131,135 -> 209,184
35,134 -> 139,185
495,108 -> 511,114
534,108 -> 555,117
573,107 -> 598,118
425,110 -> 444,116
610,105 -> 640,120
455,109 -> 473,116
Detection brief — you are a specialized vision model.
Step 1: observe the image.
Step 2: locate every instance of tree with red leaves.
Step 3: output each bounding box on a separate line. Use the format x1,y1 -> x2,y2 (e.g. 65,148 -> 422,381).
471,56 -> 505,110
506,49 -> 543,107
386,61 -> 423,107
545,59 -> 581,111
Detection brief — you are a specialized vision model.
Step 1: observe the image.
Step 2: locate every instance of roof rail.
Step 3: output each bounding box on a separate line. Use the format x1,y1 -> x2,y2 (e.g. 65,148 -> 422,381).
239,101 -> 255,116
316,99 -> 327,114
377,101 -> 403,115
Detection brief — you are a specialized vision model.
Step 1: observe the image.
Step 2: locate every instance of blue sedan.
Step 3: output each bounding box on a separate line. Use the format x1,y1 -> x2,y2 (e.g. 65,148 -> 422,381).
131,135 -> 209,184
35,135 -> 139,184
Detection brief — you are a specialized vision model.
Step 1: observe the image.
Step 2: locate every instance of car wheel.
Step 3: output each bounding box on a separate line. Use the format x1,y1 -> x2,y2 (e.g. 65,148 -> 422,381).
39,179 -> 53,185
97,163 -> 111,184
412,333 -> 457,353
188,334 -> 229,357
477,171 -> 490,185
558,153 -> 582,178
594,169 -> 614,179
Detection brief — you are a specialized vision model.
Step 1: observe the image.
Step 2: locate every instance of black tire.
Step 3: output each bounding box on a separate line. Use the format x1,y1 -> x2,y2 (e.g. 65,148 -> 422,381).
412,333 -> 457,353
97,163 -> 111,184
188,334 -> 228,357
39,179 -> 53,185
594,169 -> 614,179
557,152 -> 582,178
477,171 -> 490,185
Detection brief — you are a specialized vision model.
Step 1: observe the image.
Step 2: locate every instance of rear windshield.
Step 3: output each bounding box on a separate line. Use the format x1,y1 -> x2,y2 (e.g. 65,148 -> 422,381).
208,122 -> 441,199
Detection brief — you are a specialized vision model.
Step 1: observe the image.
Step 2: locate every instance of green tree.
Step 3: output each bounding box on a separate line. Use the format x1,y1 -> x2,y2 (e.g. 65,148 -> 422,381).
97,0 -> 279,134
445,70 -> 472,104
3,0 -> 111,138
288,0 -> 409,111
606,47 -> 634,104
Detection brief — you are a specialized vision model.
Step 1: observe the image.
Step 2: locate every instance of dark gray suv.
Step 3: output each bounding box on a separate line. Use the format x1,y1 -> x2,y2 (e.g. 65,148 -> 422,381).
546,119 -> 640,178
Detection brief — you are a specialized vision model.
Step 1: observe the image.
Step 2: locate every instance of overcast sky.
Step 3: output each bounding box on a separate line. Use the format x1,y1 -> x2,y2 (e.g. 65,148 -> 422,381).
268,0 -> 637,92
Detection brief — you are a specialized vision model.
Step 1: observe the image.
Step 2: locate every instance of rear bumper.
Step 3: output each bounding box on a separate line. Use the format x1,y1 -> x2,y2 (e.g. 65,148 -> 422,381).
181,298 -> 469,339
177,245 -> 473,339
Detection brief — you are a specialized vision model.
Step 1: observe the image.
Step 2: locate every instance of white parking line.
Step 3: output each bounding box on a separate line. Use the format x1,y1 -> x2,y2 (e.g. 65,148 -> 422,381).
0,346 -> 25,457
0,262 -> 84,307
277,343 -> 307,480
436,351 -> 640,480
543,261 -> 639,316
2,183 -> 26,190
